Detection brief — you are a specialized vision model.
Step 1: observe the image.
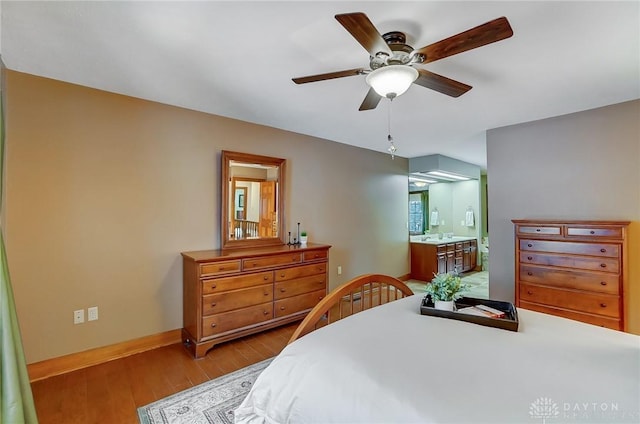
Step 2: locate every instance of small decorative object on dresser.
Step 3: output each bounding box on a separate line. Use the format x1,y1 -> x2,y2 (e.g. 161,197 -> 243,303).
181,243 -> 331,358
512,219 -> 630,331
300,231 -> 308,245
425,272 -> 470,311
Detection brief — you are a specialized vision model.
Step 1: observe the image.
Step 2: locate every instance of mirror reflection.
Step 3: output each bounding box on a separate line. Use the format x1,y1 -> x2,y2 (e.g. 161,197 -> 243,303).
221,151 -> 286,249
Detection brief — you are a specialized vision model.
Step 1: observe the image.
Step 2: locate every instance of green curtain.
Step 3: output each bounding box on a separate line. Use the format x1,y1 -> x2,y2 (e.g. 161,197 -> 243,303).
0,62 -> 39,423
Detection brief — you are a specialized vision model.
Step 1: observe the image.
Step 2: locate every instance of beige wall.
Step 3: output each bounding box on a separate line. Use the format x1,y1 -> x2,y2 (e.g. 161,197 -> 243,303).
5,71 -> 410,363
487,100 -> 640,334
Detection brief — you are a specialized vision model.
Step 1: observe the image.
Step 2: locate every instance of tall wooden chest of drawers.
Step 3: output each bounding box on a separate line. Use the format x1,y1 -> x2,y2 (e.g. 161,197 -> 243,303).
512,220 -> 629,330
182,243 -> 330,358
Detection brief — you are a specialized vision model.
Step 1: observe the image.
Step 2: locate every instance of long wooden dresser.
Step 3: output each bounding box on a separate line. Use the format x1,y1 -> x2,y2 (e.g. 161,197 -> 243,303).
512,220 -> 629,331
182,243 -> 331,358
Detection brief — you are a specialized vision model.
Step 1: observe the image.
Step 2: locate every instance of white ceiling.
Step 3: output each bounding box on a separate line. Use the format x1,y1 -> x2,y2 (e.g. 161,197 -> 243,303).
1,1 -> 638,168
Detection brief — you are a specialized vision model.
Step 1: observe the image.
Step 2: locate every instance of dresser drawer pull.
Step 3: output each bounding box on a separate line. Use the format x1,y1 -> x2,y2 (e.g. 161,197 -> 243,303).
211,302 -> 216,307
264,292 -> 269,296
590,230 -> 595,234
210,323 -> 216,328
527,272 -> 533,276
527,290 -> 533,295
600,281 -> 607,286
280,306 -> 286,310
527,243 -> 533,248
263,310 -> 269,315
292,257 -> 297,261
527,256 -> 533,260
600,303 -> 607,308
600,248 -> 606,253
280,288 -> 286,292
211,284 -> 217,289
219,266 -> 226,270
264,275 -> 269,280
600,264 -> 607,268
536,229 -> 541,232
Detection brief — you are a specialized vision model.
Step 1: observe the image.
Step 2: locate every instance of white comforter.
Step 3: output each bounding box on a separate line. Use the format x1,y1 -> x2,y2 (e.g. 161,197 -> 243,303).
235,295 -> 640,423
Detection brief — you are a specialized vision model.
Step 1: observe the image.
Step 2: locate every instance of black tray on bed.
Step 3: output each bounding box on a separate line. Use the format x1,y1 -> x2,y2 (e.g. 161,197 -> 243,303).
420,295 -> 519,332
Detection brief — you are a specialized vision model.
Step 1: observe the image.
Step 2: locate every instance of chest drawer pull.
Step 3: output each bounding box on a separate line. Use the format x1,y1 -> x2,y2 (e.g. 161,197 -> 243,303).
600,303 -> 607,308
536,229 -> 541,232
210,323 -> 216,328
527,271 -> 533,276
527,256 -> 533,260
280,288 -> 286,292
211,284 -> 217,289
211,302 -> 216,307
600,281 -> 607,286
264,275 -> 269,280
527,243 -> 533,247
264,292 -> 269,296
590,230 -> 595,234
600,264 -> 607,268
600,248 -> 606,253
280,306 -> 286,310
263,310 -> 269,315
527,290 -> 533,295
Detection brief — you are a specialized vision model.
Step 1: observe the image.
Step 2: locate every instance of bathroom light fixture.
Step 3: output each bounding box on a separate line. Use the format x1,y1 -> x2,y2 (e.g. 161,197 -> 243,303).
409,176 -> 437,185
426,170 -> 471,181
366,65 -> 419,99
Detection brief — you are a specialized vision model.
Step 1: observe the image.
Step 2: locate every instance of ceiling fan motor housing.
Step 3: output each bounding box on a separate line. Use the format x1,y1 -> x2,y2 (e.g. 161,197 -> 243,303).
370,31 -> 425,69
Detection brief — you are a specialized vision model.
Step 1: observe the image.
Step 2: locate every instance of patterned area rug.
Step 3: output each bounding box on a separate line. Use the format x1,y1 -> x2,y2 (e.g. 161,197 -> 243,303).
137,358 -> 272,424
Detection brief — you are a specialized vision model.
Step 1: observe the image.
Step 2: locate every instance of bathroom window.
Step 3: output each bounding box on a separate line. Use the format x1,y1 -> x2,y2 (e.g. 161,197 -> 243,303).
409,191 -> 427,235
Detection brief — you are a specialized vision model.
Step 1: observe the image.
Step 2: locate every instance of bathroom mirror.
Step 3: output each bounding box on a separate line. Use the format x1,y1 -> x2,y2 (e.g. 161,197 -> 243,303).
221,151 -> 286,249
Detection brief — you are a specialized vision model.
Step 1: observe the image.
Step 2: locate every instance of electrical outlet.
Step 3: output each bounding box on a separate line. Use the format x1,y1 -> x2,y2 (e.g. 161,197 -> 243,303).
88,306 -> 98,321
337,266 -> 342,275
74,309 -> 84,324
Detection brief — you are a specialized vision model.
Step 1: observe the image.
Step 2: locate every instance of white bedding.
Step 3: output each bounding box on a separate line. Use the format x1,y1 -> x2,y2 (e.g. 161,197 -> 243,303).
235,295 -> 640,423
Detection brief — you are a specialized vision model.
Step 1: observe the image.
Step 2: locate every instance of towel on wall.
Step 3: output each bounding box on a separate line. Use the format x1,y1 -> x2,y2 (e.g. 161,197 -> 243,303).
465,210 -> 475,227
430,210 -> 439,226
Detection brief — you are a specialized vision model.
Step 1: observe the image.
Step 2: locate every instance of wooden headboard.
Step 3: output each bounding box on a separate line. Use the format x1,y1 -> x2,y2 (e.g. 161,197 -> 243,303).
288,274 -> 414,344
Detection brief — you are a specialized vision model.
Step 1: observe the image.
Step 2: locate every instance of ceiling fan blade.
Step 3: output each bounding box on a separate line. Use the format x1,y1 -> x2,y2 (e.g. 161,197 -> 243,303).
359,87 -> 382,111
335,12 -> 392,57
292,68 -> 365,84
415,17 -> 513,64
414,69 -> 472,97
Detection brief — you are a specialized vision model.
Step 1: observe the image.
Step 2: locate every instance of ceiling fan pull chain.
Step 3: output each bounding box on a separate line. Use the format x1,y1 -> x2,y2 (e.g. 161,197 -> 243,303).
387,99 -> 397,160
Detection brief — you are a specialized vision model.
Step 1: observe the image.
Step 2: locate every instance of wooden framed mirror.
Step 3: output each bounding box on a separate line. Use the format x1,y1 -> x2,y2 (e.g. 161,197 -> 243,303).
221,151 -> 286,249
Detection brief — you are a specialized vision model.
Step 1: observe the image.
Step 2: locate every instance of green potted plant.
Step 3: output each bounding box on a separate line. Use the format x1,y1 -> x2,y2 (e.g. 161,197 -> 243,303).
425,272 -> 470,311
300,231 -> 308,245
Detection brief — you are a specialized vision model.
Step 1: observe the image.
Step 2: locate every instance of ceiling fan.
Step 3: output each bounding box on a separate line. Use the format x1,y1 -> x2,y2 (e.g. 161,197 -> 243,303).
292,12 -> 513,110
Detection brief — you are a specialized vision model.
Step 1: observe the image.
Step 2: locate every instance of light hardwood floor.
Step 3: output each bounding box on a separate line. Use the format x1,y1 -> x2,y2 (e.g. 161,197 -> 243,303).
31,322 -> 298,424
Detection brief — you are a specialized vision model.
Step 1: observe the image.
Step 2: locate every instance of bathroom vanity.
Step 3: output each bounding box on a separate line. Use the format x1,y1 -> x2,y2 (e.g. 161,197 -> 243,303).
410,236 -> 477,281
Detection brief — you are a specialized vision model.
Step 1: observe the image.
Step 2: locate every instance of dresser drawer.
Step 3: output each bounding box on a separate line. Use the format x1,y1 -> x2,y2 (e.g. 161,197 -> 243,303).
202,271 -> 273,294
202,284 -> 273,315
518,301 -> 621,330
275,263 -> 326,281
519,283 -> 620,318
202,303 -> 273,337
519,252 -> 619,273
200,260 -> 241,276
274,274 -> 326,300
303,249 -> 328,262
520,240 -> 619,258
565,225 -> 623,239
516,225 -> 561,236
519,265 -> 620,294
242,253 -> 302,271
274,289 -> 325,318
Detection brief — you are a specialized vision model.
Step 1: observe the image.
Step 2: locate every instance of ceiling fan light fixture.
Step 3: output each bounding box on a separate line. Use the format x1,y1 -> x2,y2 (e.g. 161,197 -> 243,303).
365,65 -> 418,98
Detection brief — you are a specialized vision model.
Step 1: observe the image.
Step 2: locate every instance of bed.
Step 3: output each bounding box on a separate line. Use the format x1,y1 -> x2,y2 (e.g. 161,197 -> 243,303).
235,274 -> 640,423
